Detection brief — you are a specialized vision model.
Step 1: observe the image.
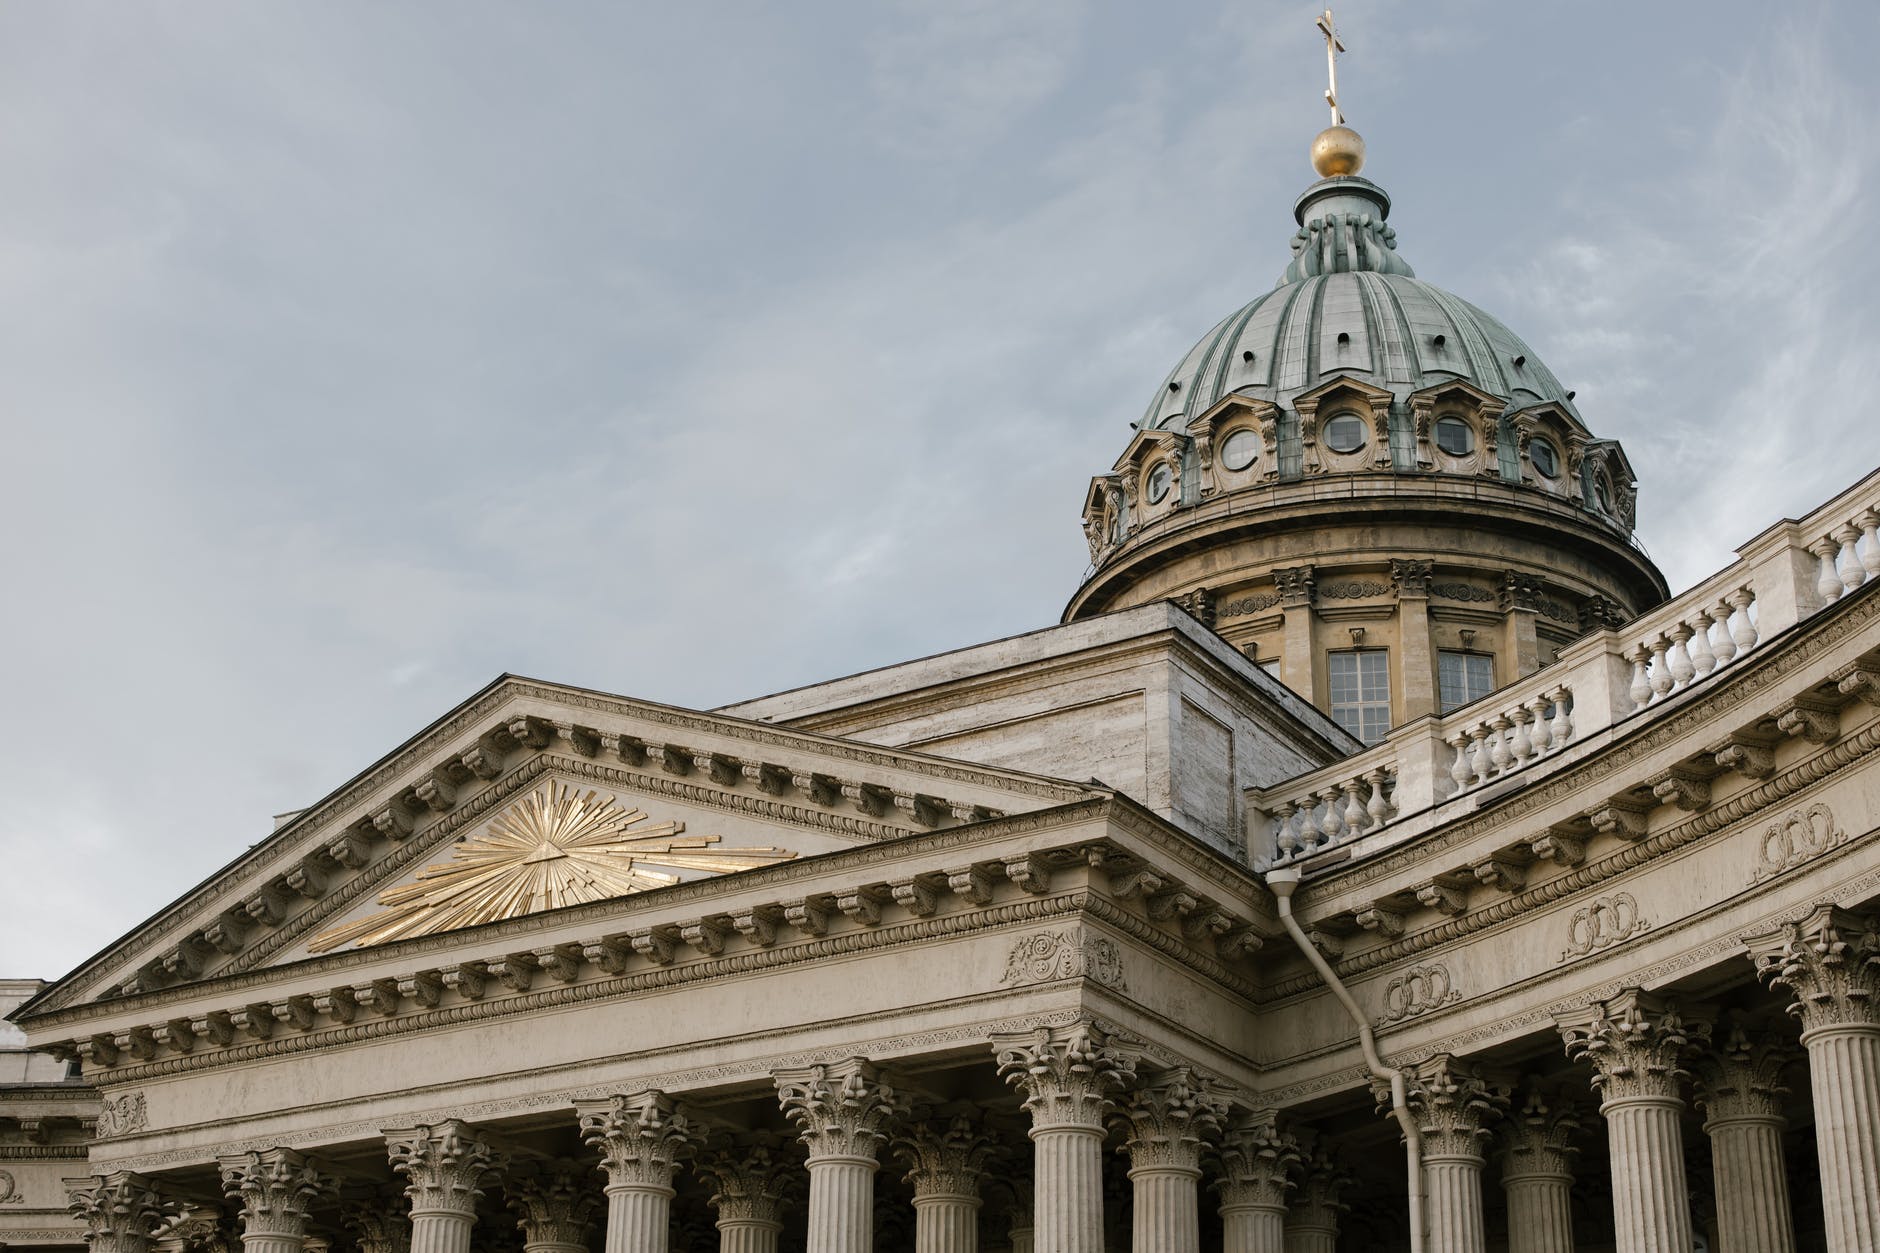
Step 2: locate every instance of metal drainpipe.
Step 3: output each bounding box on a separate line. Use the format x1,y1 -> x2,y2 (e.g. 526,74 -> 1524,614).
1264,865 -> 1426,1253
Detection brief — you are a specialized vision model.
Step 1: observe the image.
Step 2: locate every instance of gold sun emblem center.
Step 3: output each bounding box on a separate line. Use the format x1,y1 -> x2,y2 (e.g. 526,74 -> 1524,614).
308,782 -> 795,952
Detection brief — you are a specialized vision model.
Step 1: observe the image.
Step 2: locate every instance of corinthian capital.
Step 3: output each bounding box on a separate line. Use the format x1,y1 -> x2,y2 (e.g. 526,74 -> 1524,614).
1377,1054 -> 1509,1162
893,1108 -> 997,1200
1112,1068 -> 1227,1172
775,1058 -> 912,1162
693,1134 -> 800,1226
1556,989 -> 1713,1104
1498,1088 -> 1580,1181
575,1091 -> 698,1189
65,1172 -> 173,1253
382,1121 -> 504,1216
1746,904 -> 1880,1035
506,1161 -> 599,1248
217,1148 -> 334,1238
1212,1110 -> 1299,1212
991,1021 -> 1137,1131
339,1191 -> 411,1253
1692,1016 -> 1797,1124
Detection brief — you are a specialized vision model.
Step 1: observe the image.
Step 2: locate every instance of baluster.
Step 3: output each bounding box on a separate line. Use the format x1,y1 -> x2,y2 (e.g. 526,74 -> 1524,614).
1835,525 -> 1866,590
1709,599 -> 1737,665
1366,768 -> 1392,825
1469,725 -> 1493,786
1295,798 -> 1324,850
1447,733 -> 1473,794
1273,802 -> 1300,858
1729,588 -> 1758,652
1686,608 -> 1715,676
1317,787 -> 1345,842
1625,644 -> 1653,709
1666,623 -> 1696,689
1813,537 -> 1843,602
1549,686 -> 1574,744
1647,635 -> 1674,700
1342,779 -> 1368,832
1507,706 -> 1533,765
1859,508 -> 1880,578
1525,695 -> 1554,754
1488,715 -> 1514,774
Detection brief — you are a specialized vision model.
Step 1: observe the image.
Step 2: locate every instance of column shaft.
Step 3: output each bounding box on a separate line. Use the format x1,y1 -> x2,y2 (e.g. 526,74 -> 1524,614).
240,1238 -> 304,1253
522,1242 -> 589,1253
1281,1220 -> 1336,1253
602,1183 -> 672,1253
804,1158 -> 874,1253
1705,1116 -> 1793,1253
1602,1097 -> 1692,1253
717,1218 -> 783,1253
1424,1156 -> 1486,1253
1220,1203 -> 1285,1253
1129,1167 -> 1199,1253
912,1194 -> 978,1253
1501,1170 -> 1574,1253
1804,1025 -> 1880,1253
406,1211 -> 475,1253
1032,1126 -> 1104,1253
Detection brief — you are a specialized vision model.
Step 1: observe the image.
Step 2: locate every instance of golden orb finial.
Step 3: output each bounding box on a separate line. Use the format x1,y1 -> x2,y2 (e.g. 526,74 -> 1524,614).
1311,124 -> 1365,178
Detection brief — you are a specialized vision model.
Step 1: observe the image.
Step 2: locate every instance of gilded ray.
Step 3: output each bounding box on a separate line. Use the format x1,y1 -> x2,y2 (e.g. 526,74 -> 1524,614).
308,782 -> 795,952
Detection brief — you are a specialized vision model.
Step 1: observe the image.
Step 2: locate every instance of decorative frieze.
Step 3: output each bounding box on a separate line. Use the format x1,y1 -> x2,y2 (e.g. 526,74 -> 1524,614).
1559,892 -> 1650,961
1750,802 -> 1847,883
1001,931 -> 1126,990
1377,964 -> 1461,1025
97,1091 -> 148,1138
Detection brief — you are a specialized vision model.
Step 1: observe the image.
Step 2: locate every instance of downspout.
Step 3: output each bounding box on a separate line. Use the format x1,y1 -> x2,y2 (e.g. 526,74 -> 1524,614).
1263,865 -> 1426,1253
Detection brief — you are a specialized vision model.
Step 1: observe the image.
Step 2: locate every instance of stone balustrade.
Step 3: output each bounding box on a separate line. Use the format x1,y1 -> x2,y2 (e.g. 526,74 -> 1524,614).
1250,466 -> 1880,868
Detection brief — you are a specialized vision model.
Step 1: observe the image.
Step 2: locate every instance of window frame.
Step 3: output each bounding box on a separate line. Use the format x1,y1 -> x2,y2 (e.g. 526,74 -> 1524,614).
1437,649 -> 1496,713
1327,648 -> 1392,744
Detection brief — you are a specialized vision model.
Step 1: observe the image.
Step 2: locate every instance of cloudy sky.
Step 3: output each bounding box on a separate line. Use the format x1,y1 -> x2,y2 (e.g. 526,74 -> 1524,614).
3,1 -> 1876,979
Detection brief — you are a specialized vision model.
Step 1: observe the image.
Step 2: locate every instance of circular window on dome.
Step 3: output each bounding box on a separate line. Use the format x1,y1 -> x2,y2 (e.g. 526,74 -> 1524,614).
1323,413 -> 1367,454
1145,461 -> 1173,504
1433,416 -> 1474,456
1220,428 -> 1260,471
1530,437 -> 1560,478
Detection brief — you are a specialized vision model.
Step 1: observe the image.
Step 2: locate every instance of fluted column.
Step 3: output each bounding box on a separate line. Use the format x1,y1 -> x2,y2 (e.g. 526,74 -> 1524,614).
775,1058 -> 912,1253
65,1172 -> 170,1253
1499,1089 -> 1580,1253
1281,1143 -> 1347,1253
1557,989 -> 1711,1253
1748,905 -> 1880,1253
1379,1055 -> 1505,1253
508,1162 -> 601,1253
1113,1068 -> 1224,1253
576,1091 -> 698,1253
895,1109 -> 995,1253
218,1148 -> 334,1253
1691,1016 -> 1798,1253
991,1021 -> 1136,1253
1214,1111 -> 1298,1253
384,1121 -> 503,1253
695,1135 -> 800,1253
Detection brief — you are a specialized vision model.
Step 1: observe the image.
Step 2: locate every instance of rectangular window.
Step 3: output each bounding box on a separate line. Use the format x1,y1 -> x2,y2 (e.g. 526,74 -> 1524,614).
1438,650 -> 1496,713
1327,649 -> 1391,743
1278,413 -> 1303,479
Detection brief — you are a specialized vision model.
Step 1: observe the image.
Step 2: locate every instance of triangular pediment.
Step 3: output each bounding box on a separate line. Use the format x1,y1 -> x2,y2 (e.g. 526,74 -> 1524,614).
20,677 -> 1097,1019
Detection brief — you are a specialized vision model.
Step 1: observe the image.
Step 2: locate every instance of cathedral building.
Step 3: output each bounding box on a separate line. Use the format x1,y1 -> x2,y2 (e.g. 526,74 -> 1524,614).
6,38 -> 1880,1253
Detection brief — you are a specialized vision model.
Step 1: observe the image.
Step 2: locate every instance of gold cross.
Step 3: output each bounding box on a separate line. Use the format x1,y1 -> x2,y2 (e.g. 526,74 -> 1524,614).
1316,9 -> 1346,125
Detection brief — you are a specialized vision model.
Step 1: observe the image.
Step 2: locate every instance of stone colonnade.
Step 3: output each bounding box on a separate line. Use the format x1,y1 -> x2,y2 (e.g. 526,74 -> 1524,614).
64,904 -> 1880,1253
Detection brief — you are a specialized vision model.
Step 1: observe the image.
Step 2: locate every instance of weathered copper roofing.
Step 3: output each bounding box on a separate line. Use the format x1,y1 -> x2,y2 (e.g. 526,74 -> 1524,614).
1141,175 -> 1577,430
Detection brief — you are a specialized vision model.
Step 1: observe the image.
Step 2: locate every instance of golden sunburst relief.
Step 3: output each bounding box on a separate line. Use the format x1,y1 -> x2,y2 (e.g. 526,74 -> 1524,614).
308,782 -> 796,953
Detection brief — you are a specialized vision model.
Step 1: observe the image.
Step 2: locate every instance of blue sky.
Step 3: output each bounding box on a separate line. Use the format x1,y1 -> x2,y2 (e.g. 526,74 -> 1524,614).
3,1 -> 1876,976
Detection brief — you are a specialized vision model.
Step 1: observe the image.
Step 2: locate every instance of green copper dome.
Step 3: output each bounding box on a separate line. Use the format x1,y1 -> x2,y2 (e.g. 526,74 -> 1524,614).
1140,175 -> 1578,430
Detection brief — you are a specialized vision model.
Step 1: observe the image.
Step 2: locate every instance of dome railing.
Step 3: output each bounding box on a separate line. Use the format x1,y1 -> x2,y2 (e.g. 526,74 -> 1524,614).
1250,465 -> 1880,872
